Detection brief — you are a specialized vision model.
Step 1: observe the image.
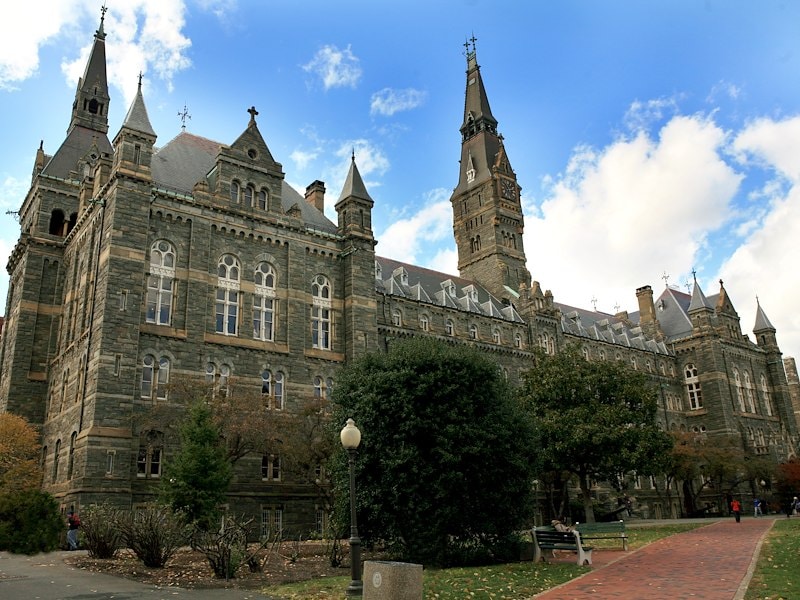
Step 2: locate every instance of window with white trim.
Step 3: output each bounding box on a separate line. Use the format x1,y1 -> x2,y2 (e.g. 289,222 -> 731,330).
136,431 -> 163,478
734,368 -> 746,411
469,323 -> 478,340
216,254 -> 240,335
261,453 -> 281,481
311,275 -> 331,350
492,328 -> 501,344
743,371 -> 756,413
257,189 -> 267,210
261,370 -> 284,410
230,181 -> 240,202
445,319 -> 454,336
419,314 -> 429,331
760,374 -> 773,416
253,263 -> 276,341
684,364 -> 703,410
392,308 -> 402,327
146,240 -> 175,325
514,332 -> 522,348
261,507 -> 283,539
141,355 -> 170,401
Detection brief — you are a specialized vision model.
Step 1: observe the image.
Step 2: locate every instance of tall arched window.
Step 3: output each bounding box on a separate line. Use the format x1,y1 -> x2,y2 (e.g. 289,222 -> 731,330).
141,355 -> 155,399
156,357 -> 170,400
684,364 -> 703,410
392,308 -> 402,327
257,189 -> 268,210
67,431 -> 77,479
469,323 -> 478,340
311,275 -> 331,350
253,262 -> 276,341
743,371 -> 756,413
446,319 -> 454,336
230,180 -> 240,202
733,368 -> 746,411
492,328 -> 501,344
262,370 -> 285,410
146,240 -> 175,325
216,254 -> 240,335
53,439 -> 61,482
760,374 -> 773,416
243,184 -> 254,206
514,332 -> 522,348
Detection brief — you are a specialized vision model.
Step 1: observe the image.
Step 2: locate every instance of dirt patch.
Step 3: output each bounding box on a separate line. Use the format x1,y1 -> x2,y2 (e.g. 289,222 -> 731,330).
66,541 -> 357,590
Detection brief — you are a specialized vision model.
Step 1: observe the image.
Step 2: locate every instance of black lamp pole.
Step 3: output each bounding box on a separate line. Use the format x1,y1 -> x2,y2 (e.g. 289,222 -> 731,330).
340,418 -> 363,597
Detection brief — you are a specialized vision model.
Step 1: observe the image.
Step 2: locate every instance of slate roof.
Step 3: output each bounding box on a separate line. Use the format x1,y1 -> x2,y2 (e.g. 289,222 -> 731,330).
150,131 -> 337,234
375,256 -> 524,323
120,83 -> 156,137
41,126 -> 113,179
558,302 -> 671,355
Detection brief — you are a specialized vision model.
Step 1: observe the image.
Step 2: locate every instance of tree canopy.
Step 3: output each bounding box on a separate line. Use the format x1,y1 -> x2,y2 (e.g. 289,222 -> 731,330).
331,337 -> 536,567
518,345 -> 673,522
0,413 -> 42,495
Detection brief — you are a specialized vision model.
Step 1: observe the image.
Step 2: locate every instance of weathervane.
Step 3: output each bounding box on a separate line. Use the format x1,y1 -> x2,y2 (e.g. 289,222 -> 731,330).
178,104 -> 191,131
661,271 -> 670,287
591,296 -> 598,311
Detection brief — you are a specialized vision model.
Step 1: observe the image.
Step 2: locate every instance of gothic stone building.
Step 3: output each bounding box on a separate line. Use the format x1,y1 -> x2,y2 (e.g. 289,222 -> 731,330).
1,20 -> 798,531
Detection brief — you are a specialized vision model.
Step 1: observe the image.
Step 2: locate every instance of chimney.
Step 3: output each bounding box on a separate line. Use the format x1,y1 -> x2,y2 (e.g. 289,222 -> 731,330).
305,180 -> 326,213
636,285 -> 664,341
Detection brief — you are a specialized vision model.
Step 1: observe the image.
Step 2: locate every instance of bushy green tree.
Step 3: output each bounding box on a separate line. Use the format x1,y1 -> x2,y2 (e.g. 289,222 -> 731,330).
0,413 -> 42,494
160,402 -> 232,530
518,345 -> 673,523
331,337 -> 536,567
0,490 -> 63,554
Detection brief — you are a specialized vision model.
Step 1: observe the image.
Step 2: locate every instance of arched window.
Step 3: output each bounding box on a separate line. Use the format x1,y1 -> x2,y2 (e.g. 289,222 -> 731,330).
230,180 -> 240,202
760,374 -> 773,416
445,319 -> 454,336
311,275 -> 331,350
49,209 -> 66,236
262,452 -> 281,481
141,355 -> 155,399
257,189 -> 268,210
599,349 -> 606,361
582,347 -> 589,361
419,314 -> 429,332
743,371 -> 756,413
733,368 -> 746,411
156,357 -> 170,400
67,431 -> 77,479
261,370 -> 285,410
253,262 -> 276,341
469,324 -> 478,340
392,308 -> 402,327
53,439 -> 61,482
243,184 -> 254,206
492,328 -> 501,344
146,240 -> 175,325
216,254 -> 240,335
514,332 -> 522,348
684,364 -> 703,410
631,356 -> 638,370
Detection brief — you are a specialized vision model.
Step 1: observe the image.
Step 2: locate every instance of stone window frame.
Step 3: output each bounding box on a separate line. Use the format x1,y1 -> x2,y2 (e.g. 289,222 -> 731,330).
391,308 -> 402,327
311,274 -> 332,350
733,368 -> 746,412
261,506 -> 284,539
492,327 -> 501,344
743,371 -> 756,413
445,319 -> 455,336
760,374 -> 773,416
146,240 -> 176,326
136,431 -> 163,479
261,369 -> 285,410
261,452 -> 282,481
253,262 -> 276,341
684,363 -> 703,410
53,439 -> 61,482
215,254 -> 241,336
230,180 -> 240,203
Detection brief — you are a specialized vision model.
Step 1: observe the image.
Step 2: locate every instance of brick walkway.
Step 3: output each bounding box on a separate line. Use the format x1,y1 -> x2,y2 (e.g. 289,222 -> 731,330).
534,518 -> 774,599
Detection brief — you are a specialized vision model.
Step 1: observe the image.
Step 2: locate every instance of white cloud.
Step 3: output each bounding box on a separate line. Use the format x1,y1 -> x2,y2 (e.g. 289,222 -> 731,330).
718,116 -> 800,359
302,44 -> 362,91
0,0 -> 82,89
524,113 -> 742,313
290,149 -> 318,171
370,88 -> 427,117
376,188 -> 452,265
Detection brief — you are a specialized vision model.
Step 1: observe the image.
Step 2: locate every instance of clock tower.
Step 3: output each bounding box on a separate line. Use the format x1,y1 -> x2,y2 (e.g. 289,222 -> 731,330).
450,39 -> 530,304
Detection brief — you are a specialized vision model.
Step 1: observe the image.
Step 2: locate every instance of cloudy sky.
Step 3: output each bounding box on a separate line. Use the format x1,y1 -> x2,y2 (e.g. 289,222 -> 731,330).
1,0 -> 799,360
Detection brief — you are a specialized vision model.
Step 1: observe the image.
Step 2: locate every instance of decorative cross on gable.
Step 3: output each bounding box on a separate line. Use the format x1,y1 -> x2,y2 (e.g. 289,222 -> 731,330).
248,106 -> 259,124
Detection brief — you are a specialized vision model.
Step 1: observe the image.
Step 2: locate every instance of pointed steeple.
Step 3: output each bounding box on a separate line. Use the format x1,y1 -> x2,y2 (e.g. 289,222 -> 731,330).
335,153 -> 374,236
753,297 -> 776,332
337,152 -> 373,203
69,6 -> 110,135
688,273 -> 713,312
121,73 -> 156,137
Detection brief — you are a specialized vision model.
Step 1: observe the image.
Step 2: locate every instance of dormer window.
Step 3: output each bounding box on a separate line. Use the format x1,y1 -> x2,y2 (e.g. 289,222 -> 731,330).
392,267 -> 408,286
442,280 -> 456,297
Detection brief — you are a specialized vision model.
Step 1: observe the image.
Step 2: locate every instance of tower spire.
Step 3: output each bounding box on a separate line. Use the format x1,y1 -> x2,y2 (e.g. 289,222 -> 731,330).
68,5 -> 110,134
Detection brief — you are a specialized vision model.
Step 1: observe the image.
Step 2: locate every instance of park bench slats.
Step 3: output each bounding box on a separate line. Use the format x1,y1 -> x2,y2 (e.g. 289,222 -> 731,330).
531,527 -> 593,566
575,520 -> 629,551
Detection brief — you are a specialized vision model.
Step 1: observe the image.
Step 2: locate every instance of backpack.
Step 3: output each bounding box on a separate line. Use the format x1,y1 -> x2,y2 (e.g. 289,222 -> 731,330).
71,514 -> 81,527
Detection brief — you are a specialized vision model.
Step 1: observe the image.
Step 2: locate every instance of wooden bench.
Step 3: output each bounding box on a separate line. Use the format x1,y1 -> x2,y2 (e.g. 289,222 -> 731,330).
531,527 -> 593,566
575,520 -> 628,550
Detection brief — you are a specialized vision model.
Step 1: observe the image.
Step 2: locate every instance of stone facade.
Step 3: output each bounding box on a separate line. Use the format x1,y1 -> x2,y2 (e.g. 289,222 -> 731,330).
1,22 -> 797,531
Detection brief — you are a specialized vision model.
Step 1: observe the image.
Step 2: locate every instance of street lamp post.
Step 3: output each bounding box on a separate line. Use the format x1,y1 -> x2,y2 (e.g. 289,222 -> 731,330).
340,418 -> 363,597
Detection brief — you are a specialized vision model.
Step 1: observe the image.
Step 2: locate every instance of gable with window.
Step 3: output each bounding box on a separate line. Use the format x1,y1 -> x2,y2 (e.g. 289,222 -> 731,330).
146,240 -> 175,325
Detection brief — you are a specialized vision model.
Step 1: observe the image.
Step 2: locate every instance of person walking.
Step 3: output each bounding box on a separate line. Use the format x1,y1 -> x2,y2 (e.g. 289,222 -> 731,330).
731,498 -> 742,523
67,511 -> 81,550
753,498 -> 763,517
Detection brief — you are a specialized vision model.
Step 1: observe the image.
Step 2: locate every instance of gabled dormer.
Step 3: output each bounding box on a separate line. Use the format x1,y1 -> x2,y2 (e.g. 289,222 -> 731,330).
213,107 -> 284,212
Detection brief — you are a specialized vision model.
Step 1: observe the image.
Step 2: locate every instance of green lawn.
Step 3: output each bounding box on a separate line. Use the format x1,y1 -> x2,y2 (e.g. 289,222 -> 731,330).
744,518 -> 800,600
262,523 -> 703,600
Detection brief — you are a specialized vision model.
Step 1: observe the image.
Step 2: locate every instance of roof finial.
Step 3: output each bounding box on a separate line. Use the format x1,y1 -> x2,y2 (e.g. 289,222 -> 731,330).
178,103 -> 191,131
351,147 -> 355,162
719,278 -> 725,289
97,3 -> 108,37
691,268 -> 697,282
464,33 -> 477,63
661,270 -> 670,287
247,105 -> 259,125
137,71 -> 143,89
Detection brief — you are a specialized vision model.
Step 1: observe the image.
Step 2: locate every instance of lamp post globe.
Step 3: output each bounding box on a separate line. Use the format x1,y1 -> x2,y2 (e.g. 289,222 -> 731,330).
340,418 -> 363,596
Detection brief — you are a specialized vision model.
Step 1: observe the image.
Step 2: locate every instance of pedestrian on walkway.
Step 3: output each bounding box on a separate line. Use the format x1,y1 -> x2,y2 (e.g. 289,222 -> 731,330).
730,498 -> 741,523
753,498 -> 763,517
67,511 -> 81,550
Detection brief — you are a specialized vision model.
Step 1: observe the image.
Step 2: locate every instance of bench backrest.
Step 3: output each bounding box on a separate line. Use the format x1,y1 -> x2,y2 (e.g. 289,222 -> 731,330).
575,520 -> 625,533
533,529 -> 578,546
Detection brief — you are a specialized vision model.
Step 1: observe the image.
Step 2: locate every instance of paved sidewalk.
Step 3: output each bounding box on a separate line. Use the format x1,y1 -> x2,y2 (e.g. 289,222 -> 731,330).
0,550 -> 275,600
534,517 -> 775,599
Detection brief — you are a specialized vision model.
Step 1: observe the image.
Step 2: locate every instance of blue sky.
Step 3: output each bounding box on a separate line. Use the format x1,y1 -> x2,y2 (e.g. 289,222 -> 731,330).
1,0 -> 800,360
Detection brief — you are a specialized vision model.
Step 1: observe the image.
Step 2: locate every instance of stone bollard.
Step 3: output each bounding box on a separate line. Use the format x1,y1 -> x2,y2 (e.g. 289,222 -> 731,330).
363,560 -> 423,600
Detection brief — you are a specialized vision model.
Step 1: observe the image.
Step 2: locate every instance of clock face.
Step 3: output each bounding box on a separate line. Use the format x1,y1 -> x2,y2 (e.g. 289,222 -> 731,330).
501,180 -> 515,199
